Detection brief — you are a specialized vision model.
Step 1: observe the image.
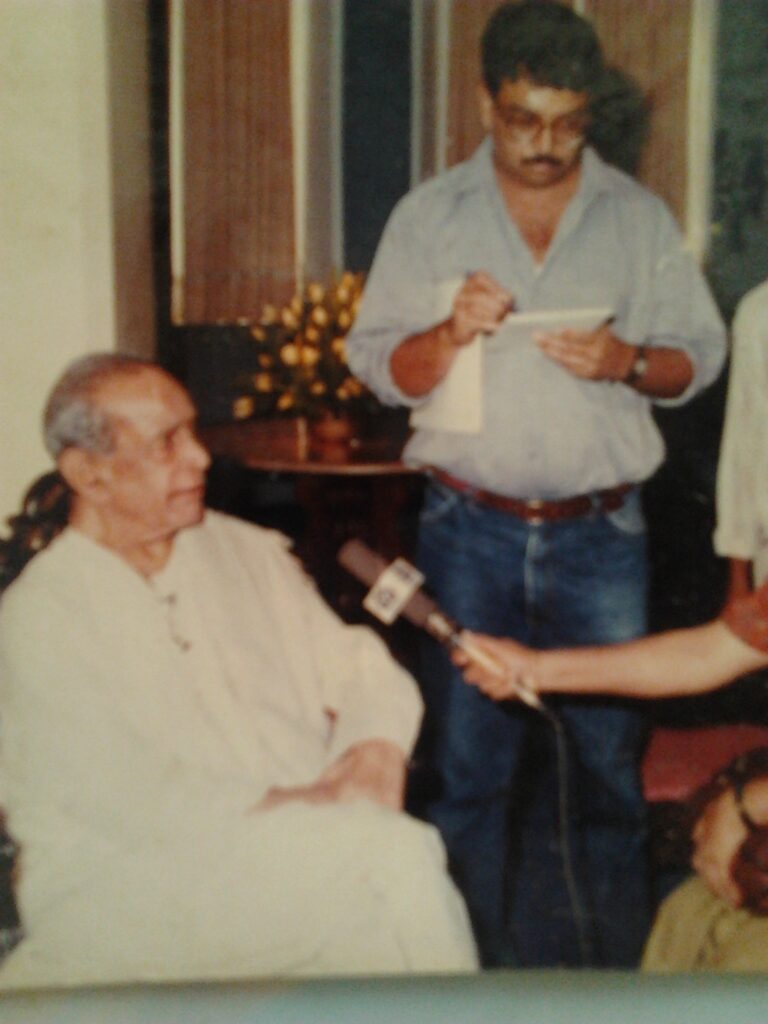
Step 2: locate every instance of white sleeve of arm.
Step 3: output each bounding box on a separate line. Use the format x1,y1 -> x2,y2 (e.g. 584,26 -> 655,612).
280,550 -> 423,763
714,301 -> 763,559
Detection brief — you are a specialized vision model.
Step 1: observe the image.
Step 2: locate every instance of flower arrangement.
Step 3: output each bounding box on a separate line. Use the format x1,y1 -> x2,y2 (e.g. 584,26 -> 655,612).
232,272 -> 383,423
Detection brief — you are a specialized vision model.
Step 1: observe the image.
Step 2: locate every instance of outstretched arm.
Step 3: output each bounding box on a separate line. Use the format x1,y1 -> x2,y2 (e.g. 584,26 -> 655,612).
455,620 -> 768,702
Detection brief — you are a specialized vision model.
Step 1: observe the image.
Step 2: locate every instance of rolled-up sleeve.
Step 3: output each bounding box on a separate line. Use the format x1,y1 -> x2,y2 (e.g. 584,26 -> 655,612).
347,191 -> 446,409
642,214 -> 726,406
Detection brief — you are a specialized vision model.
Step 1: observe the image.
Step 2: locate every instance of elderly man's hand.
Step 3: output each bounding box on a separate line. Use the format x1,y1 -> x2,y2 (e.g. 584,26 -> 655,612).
535,322 -> 633,382
256,739 -> 407,813
691,788 -> 747,907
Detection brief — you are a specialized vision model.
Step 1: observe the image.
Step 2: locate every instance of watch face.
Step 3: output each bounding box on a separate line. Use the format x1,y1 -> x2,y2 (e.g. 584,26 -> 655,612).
625,347 -> 648,385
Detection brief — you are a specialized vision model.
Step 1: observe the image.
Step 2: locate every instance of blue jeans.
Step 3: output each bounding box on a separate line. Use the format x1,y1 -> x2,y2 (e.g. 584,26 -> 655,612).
416,479 -> 650,968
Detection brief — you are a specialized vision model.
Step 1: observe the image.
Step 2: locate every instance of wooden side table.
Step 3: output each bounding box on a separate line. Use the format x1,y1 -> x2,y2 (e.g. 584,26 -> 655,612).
199,418 -> 425,632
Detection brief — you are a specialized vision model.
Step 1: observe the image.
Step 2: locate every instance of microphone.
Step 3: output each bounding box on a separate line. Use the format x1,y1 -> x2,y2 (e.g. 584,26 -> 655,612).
337,539 -> 544,711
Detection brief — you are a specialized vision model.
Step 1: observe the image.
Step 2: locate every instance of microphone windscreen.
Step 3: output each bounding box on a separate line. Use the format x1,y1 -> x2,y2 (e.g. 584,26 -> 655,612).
337,538 -> 386,587
337,539 -> 440,630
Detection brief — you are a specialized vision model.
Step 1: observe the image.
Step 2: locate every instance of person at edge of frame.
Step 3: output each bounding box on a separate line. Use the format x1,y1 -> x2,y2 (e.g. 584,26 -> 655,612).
454,597 -> 768,971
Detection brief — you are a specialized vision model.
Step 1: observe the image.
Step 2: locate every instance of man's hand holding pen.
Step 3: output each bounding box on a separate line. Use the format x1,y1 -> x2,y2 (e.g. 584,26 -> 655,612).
444,271 -> 515,347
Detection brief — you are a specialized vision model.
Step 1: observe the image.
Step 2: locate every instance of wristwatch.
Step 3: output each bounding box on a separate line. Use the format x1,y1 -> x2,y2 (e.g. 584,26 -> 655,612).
623,344 -> 649,387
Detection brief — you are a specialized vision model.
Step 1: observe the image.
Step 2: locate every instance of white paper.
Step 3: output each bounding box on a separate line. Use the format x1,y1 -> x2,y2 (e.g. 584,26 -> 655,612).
410,304 -> 613,435
410,278 -> 483,434
486,306 -> 613,350
410,336 -> 484,434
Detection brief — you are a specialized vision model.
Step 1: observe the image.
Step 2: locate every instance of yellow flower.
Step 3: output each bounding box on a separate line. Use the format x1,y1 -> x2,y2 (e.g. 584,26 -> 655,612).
281,308 -> 299,330
280,343 -> 300,366
232,396 -> 255,420
240,273 -> 375,420
253,372 -> 273,392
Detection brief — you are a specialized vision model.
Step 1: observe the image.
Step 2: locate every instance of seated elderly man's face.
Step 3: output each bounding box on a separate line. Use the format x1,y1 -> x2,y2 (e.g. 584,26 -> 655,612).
88,368 -> 211,544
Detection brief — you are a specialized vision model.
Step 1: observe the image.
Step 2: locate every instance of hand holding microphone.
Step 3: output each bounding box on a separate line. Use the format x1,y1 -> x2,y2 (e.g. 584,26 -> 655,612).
449,632 -> 541,704
337,539 -> 544,712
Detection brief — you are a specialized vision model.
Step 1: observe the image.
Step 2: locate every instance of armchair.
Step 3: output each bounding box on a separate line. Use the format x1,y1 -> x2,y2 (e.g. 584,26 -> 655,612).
0,470 -> 71,961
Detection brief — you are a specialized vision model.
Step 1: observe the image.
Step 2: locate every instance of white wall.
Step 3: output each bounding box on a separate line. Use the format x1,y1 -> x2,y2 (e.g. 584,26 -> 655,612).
0,0 -> 154,527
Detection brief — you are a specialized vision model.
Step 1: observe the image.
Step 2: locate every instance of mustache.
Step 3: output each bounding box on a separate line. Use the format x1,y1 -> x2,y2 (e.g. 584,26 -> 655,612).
523,155 -> 564,168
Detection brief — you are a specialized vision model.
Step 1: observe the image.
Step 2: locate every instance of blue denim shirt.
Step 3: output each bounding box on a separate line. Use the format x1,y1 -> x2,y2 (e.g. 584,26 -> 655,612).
347,140 -> 726,499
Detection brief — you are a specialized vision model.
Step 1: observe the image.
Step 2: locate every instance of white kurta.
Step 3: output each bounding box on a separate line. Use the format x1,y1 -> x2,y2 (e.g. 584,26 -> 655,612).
0,512 -> 476,987
714,280 -> 768,584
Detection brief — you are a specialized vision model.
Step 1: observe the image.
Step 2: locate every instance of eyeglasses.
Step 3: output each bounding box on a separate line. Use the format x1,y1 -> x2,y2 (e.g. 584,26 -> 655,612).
493,103 -> 591,146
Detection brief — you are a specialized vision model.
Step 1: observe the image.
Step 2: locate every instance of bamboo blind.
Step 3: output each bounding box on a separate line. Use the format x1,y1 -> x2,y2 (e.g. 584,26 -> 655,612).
178,0 -> 295,324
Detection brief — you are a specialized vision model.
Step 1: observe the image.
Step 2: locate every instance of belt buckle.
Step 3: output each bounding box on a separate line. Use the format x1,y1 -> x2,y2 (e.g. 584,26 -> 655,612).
526,498 -> 544,525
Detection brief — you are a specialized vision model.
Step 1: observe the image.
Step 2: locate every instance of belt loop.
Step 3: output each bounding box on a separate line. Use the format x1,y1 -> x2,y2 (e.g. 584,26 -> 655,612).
526,498 -> 544,526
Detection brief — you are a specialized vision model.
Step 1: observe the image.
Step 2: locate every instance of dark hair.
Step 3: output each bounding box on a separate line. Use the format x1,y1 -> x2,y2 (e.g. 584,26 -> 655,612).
732,825 -> 768,916
481,1 -> 605,97
690,747 -> 768,916
481,2 -> 648,176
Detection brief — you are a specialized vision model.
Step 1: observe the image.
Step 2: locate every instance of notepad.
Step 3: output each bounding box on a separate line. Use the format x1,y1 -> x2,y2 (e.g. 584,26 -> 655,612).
488,306 -> 613,348
410,305 -> 613,434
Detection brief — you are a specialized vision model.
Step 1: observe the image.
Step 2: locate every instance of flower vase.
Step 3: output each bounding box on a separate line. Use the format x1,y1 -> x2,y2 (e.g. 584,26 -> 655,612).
309,412 -> 356,462
310,412 -> 355,444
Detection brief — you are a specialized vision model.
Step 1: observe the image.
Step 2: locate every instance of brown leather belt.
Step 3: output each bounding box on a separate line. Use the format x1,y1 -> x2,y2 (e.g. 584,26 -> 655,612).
430,468 -> 632,524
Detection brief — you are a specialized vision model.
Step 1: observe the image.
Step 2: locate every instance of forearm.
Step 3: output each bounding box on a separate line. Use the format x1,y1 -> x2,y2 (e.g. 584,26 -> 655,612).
389,318 -> 463,397
389,271 -> 514,396
536,328 -> 694,397
532,620 -> 768,698
626,345 -> 693,399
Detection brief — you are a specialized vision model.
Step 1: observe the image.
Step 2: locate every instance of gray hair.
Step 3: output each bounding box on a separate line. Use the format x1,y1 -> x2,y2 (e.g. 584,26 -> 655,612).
43,352 -> 158,459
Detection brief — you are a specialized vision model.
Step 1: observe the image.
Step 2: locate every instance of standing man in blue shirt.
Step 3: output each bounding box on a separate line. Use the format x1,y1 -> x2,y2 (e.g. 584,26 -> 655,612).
347,0 -> 725,968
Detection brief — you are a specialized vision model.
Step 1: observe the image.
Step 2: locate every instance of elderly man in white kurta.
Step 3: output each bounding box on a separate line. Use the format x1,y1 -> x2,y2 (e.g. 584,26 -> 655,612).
0,354 -> 477,988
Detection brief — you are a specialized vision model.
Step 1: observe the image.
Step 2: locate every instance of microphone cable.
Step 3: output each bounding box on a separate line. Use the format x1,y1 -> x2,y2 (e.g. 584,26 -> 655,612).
337,538 -> 594,965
